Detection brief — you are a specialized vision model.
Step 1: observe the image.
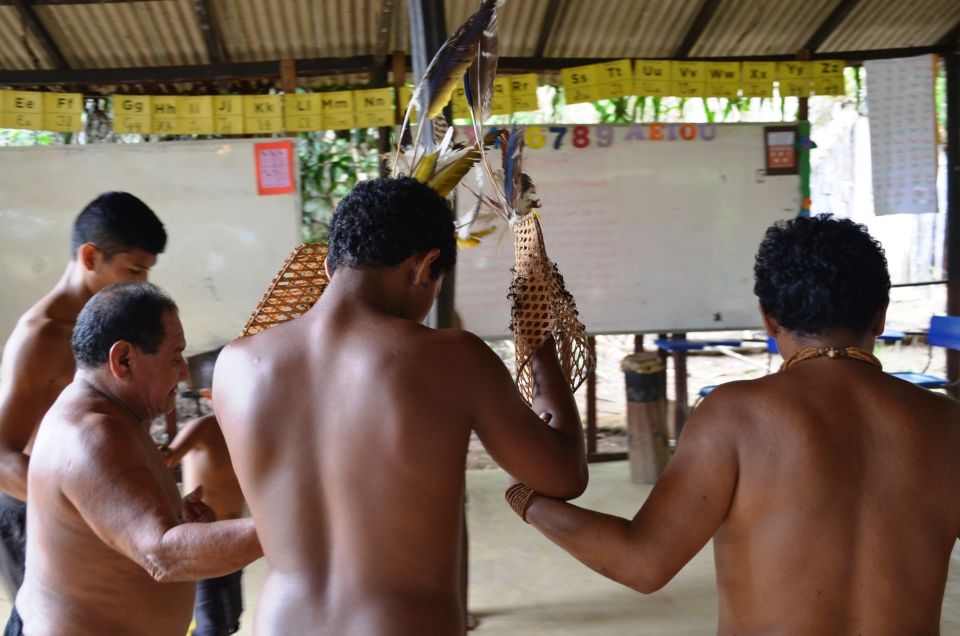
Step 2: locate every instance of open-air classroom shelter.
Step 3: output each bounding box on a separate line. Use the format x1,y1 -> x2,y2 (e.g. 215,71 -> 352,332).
0,0 -> 958,633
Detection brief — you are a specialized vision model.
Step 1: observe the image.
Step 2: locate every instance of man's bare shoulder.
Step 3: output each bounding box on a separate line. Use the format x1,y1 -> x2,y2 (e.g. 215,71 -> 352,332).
3,313 -> 73,371
35,394 -> 140,477
214,331 -> 279,381
414,328 -> 504,371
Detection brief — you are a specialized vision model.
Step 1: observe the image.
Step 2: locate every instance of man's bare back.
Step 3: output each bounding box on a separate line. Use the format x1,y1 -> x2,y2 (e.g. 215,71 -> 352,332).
214,177 -> 587,635
702,362 -> 958,632
517,215 -> 960,634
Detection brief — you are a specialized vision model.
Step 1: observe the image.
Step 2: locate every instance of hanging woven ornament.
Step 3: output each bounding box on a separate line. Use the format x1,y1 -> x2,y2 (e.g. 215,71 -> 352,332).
509,212 -> 593,404
239,242 -> 329,338
476,127 -> 595,403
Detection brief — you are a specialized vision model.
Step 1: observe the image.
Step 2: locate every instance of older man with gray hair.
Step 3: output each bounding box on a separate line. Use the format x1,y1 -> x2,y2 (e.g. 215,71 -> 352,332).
7,282 -> 261,636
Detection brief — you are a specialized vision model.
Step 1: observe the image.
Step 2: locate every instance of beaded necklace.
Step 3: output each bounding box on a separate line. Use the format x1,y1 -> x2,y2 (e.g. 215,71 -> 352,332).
780,346 -> 882,372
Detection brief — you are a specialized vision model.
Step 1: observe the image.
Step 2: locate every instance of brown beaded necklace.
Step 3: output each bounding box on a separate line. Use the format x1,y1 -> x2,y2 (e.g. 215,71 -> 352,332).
780,346 -> 882,372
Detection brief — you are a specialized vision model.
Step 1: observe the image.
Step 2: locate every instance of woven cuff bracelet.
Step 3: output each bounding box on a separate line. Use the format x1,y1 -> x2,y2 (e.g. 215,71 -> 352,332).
504,483 -> 537,523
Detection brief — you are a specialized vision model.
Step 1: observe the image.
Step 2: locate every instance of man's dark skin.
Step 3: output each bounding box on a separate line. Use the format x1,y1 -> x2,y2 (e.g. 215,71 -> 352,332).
0,245 -> 157,501
214,247 -> 588,635
17,309 -> 262,636
167,414 -> 245,523
522,307 -> 960,634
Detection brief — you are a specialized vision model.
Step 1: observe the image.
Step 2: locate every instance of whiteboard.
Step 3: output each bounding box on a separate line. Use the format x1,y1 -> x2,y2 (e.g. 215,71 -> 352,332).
0,139 -> 300,355
454,124 -> 799,338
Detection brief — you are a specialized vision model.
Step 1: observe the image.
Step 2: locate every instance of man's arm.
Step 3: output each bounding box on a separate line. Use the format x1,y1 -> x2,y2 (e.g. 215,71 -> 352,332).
468,335 -> 587,499
0,324 -> 71,500
521,388 -> 740,592
165,414 -> 218,467
63,415 -> 261,582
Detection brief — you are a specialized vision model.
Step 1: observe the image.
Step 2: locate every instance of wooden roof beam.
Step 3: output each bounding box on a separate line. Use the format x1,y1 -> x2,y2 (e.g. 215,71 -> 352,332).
533,0 -> 562,59
939,17 -> 960,50
803,0 -> 862,53
10,0 -> 68,69
191,0 -> 225,65
0,1 -> 168,5
674,0 -> 722,59
0,55 -> 376,87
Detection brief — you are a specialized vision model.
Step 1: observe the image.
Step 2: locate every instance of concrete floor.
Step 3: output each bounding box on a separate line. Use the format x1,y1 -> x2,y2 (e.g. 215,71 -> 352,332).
2,461 -> 960,634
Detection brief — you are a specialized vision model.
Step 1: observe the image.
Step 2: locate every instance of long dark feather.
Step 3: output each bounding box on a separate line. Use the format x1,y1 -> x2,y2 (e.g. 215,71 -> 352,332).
421,0 -> 498,121
503,127 -> 523,207
465,1 -> 500,124
393,0 -> 499,176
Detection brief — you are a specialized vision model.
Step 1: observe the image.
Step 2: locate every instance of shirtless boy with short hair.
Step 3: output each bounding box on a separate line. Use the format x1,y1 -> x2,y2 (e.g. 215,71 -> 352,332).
167,413 -> 247,636
11,282 -> 261,636
517,215 -> 960,634
214,176 -> 588,635
0,192 -> 166,595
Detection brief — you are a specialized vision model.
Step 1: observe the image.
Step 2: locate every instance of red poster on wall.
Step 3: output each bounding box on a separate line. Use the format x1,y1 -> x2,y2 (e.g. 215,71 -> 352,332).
254,140 -> 296,195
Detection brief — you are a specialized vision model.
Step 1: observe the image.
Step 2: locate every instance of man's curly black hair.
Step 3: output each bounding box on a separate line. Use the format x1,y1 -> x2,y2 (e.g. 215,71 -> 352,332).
327,176 -> 456,278
753,214 -> 890,336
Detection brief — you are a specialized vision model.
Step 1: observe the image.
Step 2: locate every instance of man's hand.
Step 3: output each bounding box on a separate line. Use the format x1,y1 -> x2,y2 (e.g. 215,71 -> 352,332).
182,486 -> 216,523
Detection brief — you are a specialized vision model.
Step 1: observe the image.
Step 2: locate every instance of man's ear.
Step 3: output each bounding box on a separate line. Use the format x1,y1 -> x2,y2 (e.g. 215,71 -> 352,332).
411,249 -> 441,287
108,341 -> 134,380
79,243 -> 100,272
759,304 -> 781,338
870,300 -> 889,336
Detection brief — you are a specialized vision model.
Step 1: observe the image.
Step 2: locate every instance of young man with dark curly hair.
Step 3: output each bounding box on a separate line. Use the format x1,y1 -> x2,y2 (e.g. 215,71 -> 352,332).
212,177 -> 587,635
0,192 -> 167,598
513,214 -> 960,633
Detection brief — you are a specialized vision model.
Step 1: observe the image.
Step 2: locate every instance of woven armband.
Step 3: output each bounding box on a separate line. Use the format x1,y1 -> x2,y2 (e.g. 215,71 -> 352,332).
504,483 -> 538,523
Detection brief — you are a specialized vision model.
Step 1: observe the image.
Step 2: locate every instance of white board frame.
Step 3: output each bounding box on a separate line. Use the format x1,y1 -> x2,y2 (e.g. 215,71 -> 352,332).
453,123 -> 799,339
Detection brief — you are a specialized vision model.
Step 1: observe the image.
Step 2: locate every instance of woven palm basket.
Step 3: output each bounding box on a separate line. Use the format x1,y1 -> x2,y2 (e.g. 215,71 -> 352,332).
509,214 -> 594,404
239,242 -> 330,338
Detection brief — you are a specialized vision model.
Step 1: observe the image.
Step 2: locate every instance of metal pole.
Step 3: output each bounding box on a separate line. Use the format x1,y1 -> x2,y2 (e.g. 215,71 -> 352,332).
943,51 -> 959,397
586,336 -> 597,455
408,0 -> 456,330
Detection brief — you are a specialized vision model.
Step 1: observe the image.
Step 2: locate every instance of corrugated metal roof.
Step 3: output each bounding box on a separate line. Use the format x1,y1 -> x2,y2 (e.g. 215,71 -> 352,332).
34,0 -> 206,68
0,6 -> 57,70
0,0 -> 957,87
819,0 -> 960,51
690,0 -> 842,57
215,0 -> 378,62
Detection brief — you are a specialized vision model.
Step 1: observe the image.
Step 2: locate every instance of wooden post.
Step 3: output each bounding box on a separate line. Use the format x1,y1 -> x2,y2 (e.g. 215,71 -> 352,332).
671,332 -> 689,439
586,335 -> 597,455
280,59 -> 296,94
392,50 -> 406,124
622,352 -> 669,483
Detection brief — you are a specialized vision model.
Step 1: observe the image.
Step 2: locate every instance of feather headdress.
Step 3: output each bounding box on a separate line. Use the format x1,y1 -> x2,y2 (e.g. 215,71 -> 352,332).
391,0 -> 503,208
240,2 -> 504,337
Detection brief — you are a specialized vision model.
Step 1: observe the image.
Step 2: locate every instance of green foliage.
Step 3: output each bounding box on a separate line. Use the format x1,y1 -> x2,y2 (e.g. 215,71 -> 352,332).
934,65 -> 946,134
0,129 -> 57,146
591,96 -> 632,123
298,128 -> 381,243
